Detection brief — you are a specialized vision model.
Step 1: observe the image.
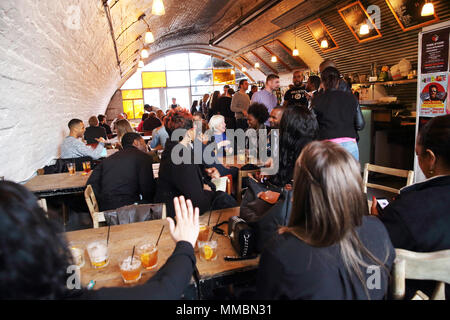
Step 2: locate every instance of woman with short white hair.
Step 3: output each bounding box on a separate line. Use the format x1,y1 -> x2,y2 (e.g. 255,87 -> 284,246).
208,115 -> 231,154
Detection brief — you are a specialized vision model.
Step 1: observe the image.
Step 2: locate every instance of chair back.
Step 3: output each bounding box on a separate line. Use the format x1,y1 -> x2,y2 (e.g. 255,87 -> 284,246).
363,163 -> 414,194
237,169 -> 261,204
84,185 -> 101,228
392,248 -> 450,300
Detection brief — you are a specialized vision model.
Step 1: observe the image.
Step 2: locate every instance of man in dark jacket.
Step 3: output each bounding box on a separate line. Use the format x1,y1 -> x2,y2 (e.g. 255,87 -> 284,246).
87,132 -> 156,211
143,112 -> 162,133
84,116 -> 107,144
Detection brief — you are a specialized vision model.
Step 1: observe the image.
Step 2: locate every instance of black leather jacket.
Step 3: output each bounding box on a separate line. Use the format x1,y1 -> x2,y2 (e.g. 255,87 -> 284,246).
338,78 -> 365,131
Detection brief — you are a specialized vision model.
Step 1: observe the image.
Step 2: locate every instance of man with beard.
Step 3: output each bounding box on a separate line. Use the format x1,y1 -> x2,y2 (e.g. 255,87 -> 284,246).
283,71 -> 308,107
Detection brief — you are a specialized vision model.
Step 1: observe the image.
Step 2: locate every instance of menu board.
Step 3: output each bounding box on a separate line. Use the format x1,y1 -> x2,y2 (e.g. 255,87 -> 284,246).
419,72 -> 449,116
421,27 -> 450,74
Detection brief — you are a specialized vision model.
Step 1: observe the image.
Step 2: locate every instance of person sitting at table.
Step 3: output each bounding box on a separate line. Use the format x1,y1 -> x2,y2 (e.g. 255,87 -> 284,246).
0,181 -> 200,300
154,109 -> 236,218
84,116 -> 107,145
256,141 -> 395,300
208,115 -> 232,157
87,133 -> 156,211
372,114 -> 450,299
111,113 -> 126,132
137,113 -> 150,133
143,112 -> 162,133
114,119 -> 134,150
98,114 -> 112,137
150,116 -> 169,151
61,119 -> 106,160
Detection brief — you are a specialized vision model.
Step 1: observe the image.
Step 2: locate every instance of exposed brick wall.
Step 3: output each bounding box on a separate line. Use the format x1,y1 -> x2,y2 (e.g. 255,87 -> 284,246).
0,1 -> 121,182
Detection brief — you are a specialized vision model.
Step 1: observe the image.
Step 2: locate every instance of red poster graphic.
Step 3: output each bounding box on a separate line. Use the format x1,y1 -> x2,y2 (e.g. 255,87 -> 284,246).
419,73 -> 448,116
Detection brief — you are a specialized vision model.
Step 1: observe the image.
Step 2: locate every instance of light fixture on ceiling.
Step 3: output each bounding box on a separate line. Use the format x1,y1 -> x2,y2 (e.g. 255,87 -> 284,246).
421,1 -> 434,16
359,23 -> 370,35
242,67 -> 247,72
138,60 -> 145,68
292,24 -> 299,56
271,36 -> 277,63
152,0 -> 165,16
145,31 -> 155,44
231,70 -> 235,75
141,49 -> 149,59
292,48 -> 299,56
320,39 -> 329,49
271,55 -> 277,63
254,62 -> 260,68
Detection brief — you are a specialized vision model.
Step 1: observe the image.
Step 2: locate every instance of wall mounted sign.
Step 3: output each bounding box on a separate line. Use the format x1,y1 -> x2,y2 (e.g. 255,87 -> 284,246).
421,27 -> 449,74
338,1 -> 382,43
306,18 -> 339,52
385,0 -> 439,32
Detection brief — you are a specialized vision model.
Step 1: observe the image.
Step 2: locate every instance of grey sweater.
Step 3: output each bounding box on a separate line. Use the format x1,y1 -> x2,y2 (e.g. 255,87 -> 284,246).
230,91 -> 251,119
61,136 -> 105,160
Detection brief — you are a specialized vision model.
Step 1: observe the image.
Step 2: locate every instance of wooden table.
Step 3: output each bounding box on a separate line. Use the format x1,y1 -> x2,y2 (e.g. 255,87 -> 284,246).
65,207 -> 258,293
25,171 -> 91,197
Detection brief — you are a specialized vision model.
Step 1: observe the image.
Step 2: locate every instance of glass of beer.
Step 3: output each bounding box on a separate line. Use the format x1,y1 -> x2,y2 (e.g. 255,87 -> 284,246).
137,242 -> 158,270
86,240 -> 109,269
198,240 -> 218,262
69,242 -> 85,268
119,254 -> 142,284
67,163 -> 76,176
82,161 -> 91,174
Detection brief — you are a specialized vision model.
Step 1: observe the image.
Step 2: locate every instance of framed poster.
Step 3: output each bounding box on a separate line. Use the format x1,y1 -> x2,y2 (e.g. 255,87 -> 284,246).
385,0 -> 439,32
306,19 -> 339,52
421,27 -> 449,74
419,72 -> 448,116
338,1 -> 382,43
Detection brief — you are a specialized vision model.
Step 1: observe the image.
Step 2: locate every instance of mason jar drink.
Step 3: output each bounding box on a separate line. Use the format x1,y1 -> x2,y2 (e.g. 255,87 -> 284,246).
87,240 -> 109,269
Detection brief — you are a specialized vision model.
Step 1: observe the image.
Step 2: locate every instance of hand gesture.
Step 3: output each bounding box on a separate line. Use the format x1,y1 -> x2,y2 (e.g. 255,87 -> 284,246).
167,196 -> 200,248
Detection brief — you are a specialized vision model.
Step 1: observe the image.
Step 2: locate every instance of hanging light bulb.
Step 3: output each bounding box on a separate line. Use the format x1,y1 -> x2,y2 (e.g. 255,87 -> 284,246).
242,67 -> 247,72
271,55 -> 277,63
292,48 -> 299,56
145,30 -> 155,44
320,39 -> 329,49
152,0 -> 165,16
231,70 -> 235,75
141,49 -> 149,59
421,1 -> 434,16
359,23 -> 370,35
138,61 -> 145,69
254,62 -> 260,68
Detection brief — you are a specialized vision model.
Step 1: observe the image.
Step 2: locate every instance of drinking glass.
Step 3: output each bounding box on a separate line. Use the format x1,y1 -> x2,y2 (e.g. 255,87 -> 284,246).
137,242 -> 158,270
67,163 -> 76,176
86,240 -> 109,269
82,161 -> 91,174
69,242 -> 85,268
119,253 -> 142,284
198,240 -> 218,262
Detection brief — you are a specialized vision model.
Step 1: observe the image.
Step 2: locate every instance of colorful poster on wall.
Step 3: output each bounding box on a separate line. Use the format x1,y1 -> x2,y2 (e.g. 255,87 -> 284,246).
419,72 -> 449,116
421,27 -> 449,74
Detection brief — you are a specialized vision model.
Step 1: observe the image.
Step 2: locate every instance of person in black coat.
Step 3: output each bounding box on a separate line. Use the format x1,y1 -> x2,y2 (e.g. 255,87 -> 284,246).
98,114 -> 112,137
374,114 -> 450,299
143,112 -> 162,133
87,133 -> 156,211
257,141 -> 395,300
154,109 -> 230,218
84,116 -> 107,144
0,181 -> 200,300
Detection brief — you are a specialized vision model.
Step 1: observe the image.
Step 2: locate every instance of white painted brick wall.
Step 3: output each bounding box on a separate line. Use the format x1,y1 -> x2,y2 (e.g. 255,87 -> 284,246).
0,1 -> 121,182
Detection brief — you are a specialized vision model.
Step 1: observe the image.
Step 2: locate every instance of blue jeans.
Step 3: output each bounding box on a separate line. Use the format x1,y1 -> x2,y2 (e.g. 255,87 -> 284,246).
338,140 -> 359,161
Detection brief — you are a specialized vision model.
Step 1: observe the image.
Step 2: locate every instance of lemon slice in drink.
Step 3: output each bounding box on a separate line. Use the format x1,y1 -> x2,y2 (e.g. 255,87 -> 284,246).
203,245 -> 213,260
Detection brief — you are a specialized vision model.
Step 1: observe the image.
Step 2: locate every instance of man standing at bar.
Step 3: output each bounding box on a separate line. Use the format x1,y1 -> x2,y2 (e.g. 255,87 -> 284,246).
231,79 -> 251,130
251,74 -> 280,126
283,71 -> 308,107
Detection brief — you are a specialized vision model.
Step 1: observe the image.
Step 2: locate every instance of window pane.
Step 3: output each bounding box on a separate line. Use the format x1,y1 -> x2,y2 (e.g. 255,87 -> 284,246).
191,86 -> 213,96
165,53 -> 190,70
121,71 -> 143,90
133,100 -> 144,119
191,70 -> 213,86
123,100 -> 134,119
166,88 -> 190,110
143,57 -> 165,71
142,72 -> 167,88
122,89 -> 143,100
167,71 -> 191,87
189,53 -> 212,69
212,57 -> 233,69
235,70 -> 247,82
144,89 -> 161,109
213,69 -> 235,85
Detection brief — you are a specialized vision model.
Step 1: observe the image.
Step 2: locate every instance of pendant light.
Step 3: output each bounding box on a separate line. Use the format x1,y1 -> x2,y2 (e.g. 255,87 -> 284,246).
255,62 -> 260,68
152,0 -> 165,16
242,67 -> 247,72
421,1 -> 434,16
320,39 -> 329,49
138,61 -> 145,69
271,56 -> 277,63
293,24 -> 299,56
271,36 -> 277,62
359,23 -> 369,35
145,31 -> 155,44
141,49 -> 149,59
231,70 -> 235,75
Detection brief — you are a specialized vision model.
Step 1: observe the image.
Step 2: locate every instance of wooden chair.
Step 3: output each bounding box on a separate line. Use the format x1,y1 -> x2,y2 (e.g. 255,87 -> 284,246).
84,184 -> 105,229
363,164 -> 414,194
392,248 -> 450,300
237,169 -> 260,204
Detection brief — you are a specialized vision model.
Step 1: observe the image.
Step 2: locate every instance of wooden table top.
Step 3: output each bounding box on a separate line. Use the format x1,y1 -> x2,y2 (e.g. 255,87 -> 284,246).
65,207 -> 258,290
25,172 -> 92,193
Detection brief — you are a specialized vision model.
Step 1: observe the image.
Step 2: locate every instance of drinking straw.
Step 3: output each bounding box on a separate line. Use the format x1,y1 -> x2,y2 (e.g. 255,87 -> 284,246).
209,211 -> 222,242
207,209 -> 213,226
106,224 -> 111,246
155,225 -> 165,247
130,245 -> 136,265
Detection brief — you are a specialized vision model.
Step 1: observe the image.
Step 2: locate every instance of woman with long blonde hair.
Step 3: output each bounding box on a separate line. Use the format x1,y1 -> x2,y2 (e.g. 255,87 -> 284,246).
256,141 -> 394,300
115,119 -> 134,149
